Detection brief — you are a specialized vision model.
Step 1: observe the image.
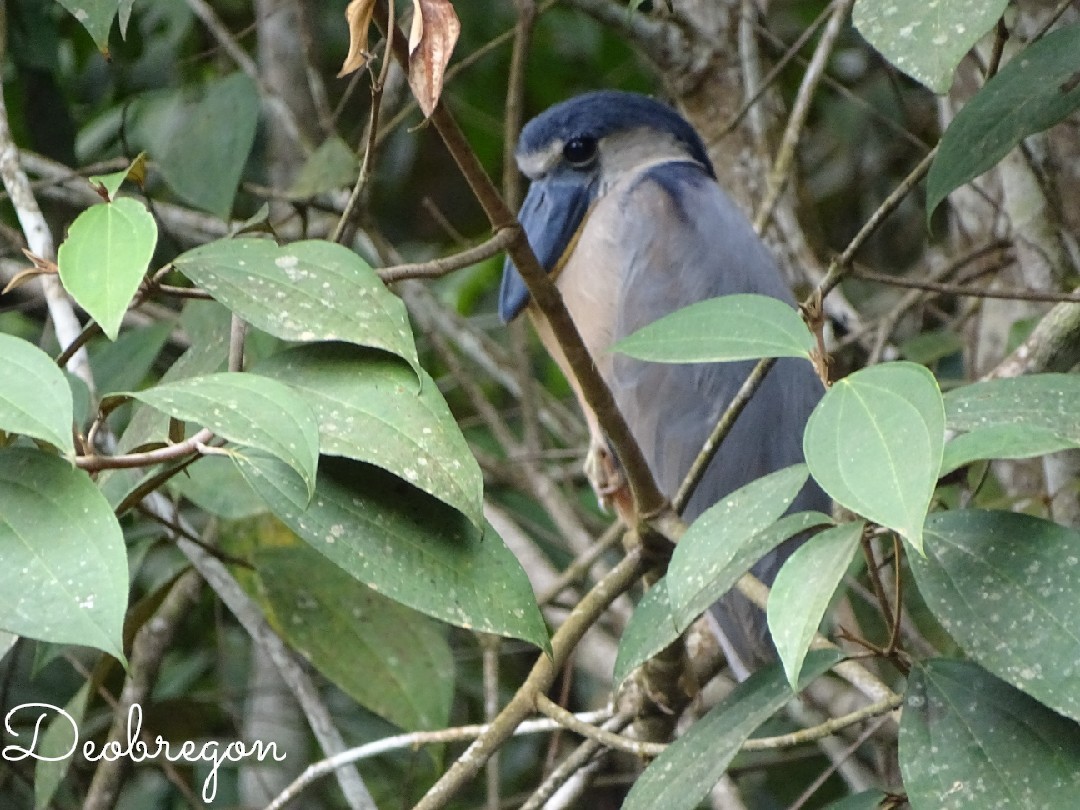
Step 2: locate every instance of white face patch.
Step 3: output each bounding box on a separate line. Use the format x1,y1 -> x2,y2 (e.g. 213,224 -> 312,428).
516,140 -> 564,179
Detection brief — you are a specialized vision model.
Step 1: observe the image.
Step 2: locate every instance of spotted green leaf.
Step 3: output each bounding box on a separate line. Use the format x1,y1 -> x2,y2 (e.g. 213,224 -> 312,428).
900,659 -> 1080,808
174,238 -> 419,374
122,372 -> 320,498
910,510 -> 1080,723
254,344 -> 482,526
0,448 -> 127,661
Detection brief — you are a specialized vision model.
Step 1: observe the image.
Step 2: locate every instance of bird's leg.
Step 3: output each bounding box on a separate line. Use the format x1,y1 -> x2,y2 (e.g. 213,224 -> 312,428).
584,432 -> 627,511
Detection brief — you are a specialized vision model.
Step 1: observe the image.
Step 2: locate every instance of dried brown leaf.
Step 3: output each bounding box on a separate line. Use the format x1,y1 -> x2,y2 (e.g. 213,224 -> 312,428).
407,0 -> 461,117
338,0 -> 378,78
3,250 -> 58,293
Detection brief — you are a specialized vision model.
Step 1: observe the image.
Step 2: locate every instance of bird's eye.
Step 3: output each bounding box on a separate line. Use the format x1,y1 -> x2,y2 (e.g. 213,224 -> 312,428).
562,137 -> 598,168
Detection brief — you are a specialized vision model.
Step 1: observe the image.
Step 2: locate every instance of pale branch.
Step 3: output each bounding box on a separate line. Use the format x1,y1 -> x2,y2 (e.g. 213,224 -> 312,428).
166,509 -> 377,810
0,7 -> 92,391
82,569 -> 204,810
264,709 -> 614,810
754,0 -> 855,234
411,549 -> 648,810
518,710 -> 634,810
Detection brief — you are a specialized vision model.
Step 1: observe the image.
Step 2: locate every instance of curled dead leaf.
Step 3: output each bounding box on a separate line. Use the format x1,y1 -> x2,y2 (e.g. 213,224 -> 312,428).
2,250 -> 59,295
338,0 -> 378,77
408,0 -> 461,117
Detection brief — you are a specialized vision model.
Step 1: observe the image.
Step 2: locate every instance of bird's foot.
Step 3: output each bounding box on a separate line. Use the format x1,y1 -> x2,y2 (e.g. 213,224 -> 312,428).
584,438 -> 626,512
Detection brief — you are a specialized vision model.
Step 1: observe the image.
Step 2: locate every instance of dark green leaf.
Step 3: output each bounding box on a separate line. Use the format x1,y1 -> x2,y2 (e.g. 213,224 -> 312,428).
256,544 -> 453,731
90,321 -> 173,395
624,649 -> 843,810
174,238 -> 419,373
254,344 -> 483,526
911,510 -> 1080,722
853,0 -> 1006,93
235,454 -> 549,649
900,658 -> 1080,809
613,294 -> 814,363
123,372 -> 320,498
941,424 -> 1078,475
927,23 -> 1080,217
156,73 -> 259,218
288,136 -> 359,198
769,520 -> 863,687
944,373 -> 1080,440
57,197 -> 158,340
804,362 -> 944,553
171,455 -> 267,520
0,334 -> 74,454
0,448 -> 127,660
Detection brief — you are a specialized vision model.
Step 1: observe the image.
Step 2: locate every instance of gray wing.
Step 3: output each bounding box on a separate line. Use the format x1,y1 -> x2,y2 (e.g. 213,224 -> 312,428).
608,163 -> 829,676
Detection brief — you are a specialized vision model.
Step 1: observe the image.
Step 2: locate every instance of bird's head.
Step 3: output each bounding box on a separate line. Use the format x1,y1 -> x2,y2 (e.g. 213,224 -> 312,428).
499,91 -> 715,322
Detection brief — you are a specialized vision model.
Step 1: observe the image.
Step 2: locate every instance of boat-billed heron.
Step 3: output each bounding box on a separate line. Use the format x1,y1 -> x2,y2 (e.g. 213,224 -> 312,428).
499,90 -> 828,678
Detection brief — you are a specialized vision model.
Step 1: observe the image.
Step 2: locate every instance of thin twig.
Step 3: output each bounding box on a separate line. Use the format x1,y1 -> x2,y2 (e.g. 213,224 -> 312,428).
76,428 -> 213,472
264,709 -> 612,810
852,266 -> 1080,303
378,226 -> 516,282
754,0 -> 855,233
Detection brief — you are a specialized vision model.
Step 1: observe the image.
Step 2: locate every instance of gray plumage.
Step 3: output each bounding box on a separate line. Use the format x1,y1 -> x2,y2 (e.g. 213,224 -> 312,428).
501,91 -> 828,678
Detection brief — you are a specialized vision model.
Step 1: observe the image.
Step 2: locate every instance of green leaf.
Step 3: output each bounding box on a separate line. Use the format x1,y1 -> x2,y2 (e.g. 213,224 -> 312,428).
90,153 -> 147,200
623,649 -> 843,810
254,344 -> 483,527
90,321 -> 173,395
171,455 -> 268,520
804,362 -> 944,553
0,334 -> 75,454
768,520 -> 864,688
616,510 -> 831,684
156,73 -> 259,218
910,510 -> 1080,723
34,682 -> 90,810
174,238 -> 420,373
613,294 -> 814,363
256,544 -> 453,731
926,23 -> 1080,218
900,659 -> 1080,809
941,424 -> 1078,475
944,373 -> 1080,440
288,136 -> 359,198
122,372 -> 320,499
0,448 -> 127,660
55,0 -> 120,53
667,465 -> 812,626
235,454 -> 549,649
57,196 -> 158,340
852,0 -> 1006,94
